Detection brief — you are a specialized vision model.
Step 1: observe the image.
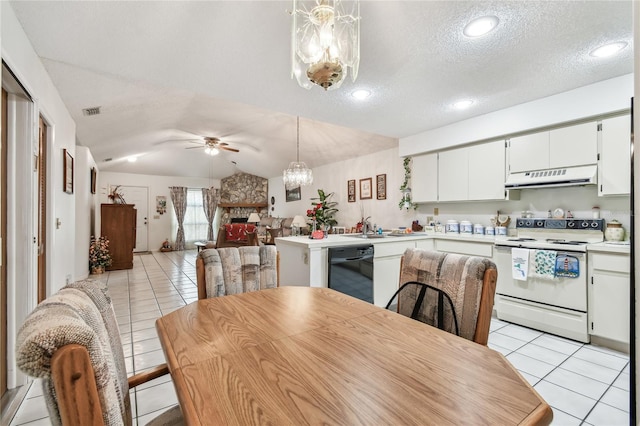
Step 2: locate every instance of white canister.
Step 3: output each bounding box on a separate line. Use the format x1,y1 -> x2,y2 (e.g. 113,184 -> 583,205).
495,226 -> 507,236
460,221 -> 473,234
446,220 -> 459,233
473,224 -> 485,235
485,226 -> 495,235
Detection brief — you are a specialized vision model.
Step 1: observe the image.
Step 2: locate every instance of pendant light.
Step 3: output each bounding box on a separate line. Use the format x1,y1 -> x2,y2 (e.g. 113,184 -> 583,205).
290,0 -> 360,91
283,116 -> 313,189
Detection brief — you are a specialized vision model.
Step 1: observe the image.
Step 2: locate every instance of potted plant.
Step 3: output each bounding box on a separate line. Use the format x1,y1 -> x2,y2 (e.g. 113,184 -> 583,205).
89,236 -> 113,274
307,189 -> 338,233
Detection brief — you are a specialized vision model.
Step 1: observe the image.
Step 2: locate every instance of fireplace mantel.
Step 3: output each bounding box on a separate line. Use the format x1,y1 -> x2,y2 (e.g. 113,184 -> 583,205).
218,202 -> 268,213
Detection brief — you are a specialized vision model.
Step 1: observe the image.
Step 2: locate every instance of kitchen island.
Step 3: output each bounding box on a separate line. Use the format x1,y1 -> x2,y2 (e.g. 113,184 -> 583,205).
275,232 -> 496,306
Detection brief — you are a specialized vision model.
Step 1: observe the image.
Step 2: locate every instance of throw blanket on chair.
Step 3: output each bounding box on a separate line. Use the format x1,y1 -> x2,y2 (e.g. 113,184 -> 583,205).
200,246 -> 277,298
399,249 -> 494,341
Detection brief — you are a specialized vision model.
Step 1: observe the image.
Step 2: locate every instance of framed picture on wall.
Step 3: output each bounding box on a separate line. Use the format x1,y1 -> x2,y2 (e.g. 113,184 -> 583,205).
63,149 -> 74,194
376,174 -> 387,200
347,179 -> 356,202
90,167 -> 97,194
359,177 -> 372,200
286,186 -> 301,202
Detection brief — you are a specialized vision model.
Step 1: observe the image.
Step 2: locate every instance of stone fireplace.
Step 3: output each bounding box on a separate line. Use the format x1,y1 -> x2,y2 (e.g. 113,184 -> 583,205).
219,172 -> 268,223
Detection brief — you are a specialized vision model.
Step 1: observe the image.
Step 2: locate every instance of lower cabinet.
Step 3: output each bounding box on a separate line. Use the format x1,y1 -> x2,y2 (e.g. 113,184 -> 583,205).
373,241 -> 418,307
588,251 -> 630,344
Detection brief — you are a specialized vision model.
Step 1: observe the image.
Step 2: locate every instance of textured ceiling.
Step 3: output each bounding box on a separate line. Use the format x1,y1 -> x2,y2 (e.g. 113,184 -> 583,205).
8,1 -> 633,179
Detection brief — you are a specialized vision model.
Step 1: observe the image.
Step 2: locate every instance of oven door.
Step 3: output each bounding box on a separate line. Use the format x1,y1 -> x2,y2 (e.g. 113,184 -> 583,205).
494,245 -> 587,312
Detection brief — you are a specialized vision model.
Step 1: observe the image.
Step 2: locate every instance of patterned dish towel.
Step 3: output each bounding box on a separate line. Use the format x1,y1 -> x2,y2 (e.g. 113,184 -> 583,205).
555,254 -> 580,278
511,248 -> 530,281
531,250 -> 557,280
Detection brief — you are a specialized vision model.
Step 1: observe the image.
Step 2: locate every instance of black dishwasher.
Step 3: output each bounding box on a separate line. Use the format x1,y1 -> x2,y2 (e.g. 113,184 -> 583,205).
327,245 -> 374,303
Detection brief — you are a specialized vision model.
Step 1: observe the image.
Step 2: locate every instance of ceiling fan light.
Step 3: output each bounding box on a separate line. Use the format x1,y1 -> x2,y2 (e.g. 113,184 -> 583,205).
204,147 -> 211,155
209,147 -> 220,156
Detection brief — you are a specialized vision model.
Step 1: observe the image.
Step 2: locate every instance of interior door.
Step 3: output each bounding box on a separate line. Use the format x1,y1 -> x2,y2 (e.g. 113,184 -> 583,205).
37,116 -> 47,303
118,186 -> 148,252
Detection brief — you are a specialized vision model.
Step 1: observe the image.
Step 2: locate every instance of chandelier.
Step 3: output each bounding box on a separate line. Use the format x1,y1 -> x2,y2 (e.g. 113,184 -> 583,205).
290,0 -> 360,91
283,117 -> 313,189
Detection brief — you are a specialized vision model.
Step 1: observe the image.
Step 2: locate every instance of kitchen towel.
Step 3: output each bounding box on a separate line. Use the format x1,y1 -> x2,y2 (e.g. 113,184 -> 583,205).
531,250 -> 557,280
555,255 -> 580,278
511,248 -> 530,281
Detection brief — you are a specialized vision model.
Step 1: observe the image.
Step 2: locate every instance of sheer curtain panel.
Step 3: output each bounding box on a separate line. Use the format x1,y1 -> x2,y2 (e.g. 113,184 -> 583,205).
169,186 -> 188,250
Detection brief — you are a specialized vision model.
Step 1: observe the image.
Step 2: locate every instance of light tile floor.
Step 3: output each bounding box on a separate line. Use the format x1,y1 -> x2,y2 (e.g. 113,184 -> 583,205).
8,250 -> 631,425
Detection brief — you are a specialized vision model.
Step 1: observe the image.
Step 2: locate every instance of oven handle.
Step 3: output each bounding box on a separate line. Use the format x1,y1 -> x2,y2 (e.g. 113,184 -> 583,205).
494,245 -> 584,260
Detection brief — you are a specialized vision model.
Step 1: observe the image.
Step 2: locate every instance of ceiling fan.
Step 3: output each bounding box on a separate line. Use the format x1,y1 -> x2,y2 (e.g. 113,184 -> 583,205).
186,137 -> 239,156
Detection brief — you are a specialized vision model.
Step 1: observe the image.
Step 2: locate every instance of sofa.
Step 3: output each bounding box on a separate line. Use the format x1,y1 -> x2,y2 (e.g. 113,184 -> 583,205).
215,223 -> 259,248
256,216 -> 309,241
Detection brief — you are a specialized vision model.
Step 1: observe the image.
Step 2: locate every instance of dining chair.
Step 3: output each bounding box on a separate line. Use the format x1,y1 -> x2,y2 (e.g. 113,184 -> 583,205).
389,248 -> 497,345
15,279 -> 183,426
385,281 -> 460,336
196,245 -> 279,299
265,227 -> 283,245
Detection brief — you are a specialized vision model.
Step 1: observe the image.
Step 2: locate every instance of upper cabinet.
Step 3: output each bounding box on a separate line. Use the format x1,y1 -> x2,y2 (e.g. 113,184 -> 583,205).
468,140 -> 507,201
411,153 -> 438,203
508,132 -> 549,173
508,121 -> 598,173
413,139 -> 511,203
598,114 -> 631,196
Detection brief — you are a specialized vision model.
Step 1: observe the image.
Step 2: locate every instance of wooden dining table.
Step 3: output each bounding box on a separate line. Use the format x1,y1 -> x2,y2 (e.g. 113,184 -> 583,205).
156,286 -> 552,425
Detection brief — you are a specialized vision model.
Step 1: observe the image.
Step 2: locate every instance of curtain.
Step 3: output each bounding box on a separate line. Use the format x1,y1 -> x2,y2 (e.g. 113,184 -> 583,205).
201,187 -> 220,241
169,186 -> 188,250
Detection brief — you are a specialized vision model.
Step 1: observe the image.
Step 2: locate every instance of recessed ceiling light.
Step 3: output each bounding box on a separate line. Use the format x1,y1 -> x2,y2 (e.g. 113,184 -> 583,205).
590,41 -> 628,58
453,100 -> 474,110
127,156 -> 137,163
351,89 -> 371,100
463,16 -> 499,38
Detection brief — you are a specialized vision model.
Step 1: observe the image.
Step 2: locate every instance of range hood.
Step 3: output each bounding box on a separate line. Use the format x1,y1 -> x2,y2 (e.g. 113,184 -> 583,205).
504,165 -> 597,189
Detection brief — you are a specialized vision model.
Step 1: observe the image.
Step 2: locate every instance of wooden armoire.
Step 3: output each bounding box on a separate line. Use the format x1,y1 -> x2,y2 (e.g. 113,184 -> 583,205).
101,204 -> 136,270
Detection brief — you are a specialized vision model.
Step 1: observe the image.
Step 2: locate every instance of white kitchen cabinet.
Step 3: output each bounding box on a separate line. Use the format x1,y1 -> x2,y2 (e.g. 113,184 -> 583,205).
549,121 -> 598,168
598,114 -> 631,196
435,239 -> 493,258
508,132 -> 549,173
411,153 -> 438,203
373,240 -> 417,307
508,121 -> 597,173
588,251 -> 630,344
468,140 -> 506,201
438,147 -> 468,202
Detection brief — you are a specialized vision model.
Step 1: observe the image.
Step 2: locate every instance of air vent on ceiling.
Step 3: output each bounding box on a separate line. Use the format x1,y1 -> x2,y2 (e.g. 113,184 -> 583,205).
82,106 -> 101,116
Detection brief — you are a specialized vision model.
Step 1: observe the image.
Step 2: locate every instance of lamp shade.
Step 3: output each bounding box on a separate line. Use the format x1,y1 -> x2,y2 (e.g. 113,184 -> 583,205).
248,213 -> 261,223
292,215 -> 307,227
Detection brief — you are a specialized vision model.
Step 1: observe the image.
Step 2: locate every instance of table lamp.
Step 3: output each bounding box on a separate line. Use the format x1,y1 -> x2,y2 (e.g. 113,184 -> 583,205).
248,213 -> 261,226
292,215 -> 307,236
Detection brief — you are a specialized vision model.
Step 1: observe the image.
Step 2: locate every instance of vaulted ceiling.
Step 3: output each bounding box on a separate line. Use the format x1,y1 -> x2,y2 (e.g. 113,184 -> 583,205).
9,1 -> 633,179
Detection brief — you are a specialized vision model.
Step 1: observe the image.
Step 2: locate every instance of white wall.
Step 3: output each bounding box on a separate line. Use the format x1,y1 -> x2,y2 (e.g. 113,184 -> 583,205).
400,74 -> 634,156
2,3 -> 79,387
74,147 -> 97,280
269,147 -> 416,230
98,172 -> 217,251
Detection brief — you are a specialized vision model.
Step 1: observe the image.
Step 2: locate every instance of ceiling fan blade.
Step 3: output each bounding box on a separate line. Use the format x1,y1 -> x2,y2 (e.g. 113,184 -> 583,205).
220,146 -> 240,153
185,145 -> 205,150
218,142 -> 229,147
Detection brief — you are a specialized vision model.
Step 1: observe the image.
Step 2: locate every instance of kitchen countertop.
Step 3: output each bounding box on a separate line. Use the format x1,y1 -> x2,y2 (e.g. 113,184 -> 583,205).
586,241 -> 630,254
275,232 -> 497,249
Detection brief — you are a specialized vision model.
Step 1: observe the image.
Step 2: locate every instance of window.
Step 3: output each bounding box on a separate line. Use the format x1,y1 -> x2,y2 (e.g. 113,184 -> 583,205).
182,189 -> 210,245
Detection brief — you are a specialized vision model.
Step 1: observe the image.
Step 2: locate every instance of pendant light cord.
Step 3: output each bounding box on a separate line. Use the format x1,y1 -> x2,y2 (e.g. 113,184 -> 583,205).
296,116 -> 300,162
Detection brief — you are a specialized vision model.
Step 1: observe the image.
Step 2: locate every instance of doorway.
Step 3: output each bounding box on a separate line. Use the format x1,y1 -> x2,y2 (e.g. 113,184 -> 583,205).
117,186 -> 149,252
